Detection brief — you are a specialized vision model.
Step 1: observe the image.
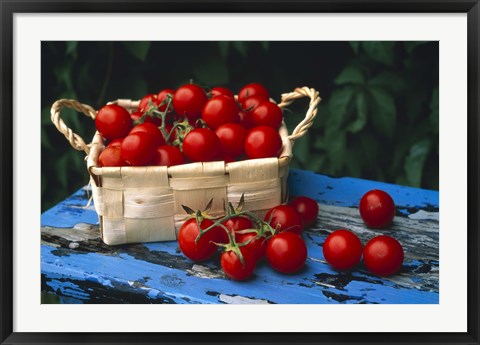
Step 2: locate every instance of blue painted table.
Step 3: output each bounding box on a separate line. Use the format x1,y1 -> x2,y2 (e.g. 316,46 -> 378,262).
41,169 -> 439,304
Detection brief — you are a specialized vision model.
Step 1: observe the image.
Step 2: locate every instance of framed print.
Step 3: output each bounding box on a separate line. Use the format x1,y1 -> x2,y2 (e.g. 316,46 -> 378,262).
1,1 -> 479,344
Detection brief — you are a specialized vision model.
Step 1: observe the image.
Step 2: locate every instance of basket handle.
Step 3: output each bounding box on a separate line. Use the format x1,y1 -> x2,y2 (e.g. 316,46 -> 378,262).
50,99 -> 97,155
277,87 -> 321,143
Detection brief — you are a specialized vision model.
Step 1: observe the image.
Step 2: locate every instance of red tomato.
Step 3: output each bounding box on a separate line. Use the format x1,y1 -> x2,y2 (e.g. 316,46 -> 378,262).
107,138 -> 123,148
266,231 -> 307,274
322,229 -> 363,270
98,147 -> 125,167
359,189 -> 396,228
240,95 -> 264,112
290,196 -> 319,228
129,122 -> 165,147
137,93 -> 160,112
264,205 -> 303,234
221,246 -> 256,281
215,123 -> 247,158
157,88 -> 175,112
173,84 -> 208,122
238,111 -> 255,129
95,104 -> 132,141
152,145 -> 185,167
121,132 -> 156,166
251,101 -> 283,129
222,216 -> 254,243
244,126 -> 283,159
178,218 -> 220,262
363,235 -> 404,276
202,95 -> 240,129
238,82 -> 269,104
237,233 -> 267,261
182,128 -> 221,162
210,87 -> 234,98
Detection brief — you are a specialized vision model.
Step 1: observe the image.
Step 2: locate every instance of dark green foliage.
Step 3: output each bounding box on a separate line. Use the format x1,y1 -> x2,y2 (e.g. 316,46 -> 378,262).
41,41 -> 438,212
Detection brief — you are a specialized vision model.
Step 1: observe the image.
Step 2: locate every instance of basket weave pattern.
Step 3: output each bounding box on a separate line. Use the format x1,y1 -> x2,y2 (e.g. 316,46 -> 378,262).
51,87 -> 320,245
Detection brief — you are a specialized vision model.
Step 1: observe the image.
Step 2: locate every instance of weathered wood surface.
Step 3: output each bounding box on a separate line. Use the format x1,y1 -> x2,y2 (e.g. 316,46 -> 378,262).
41,169 -> 439,304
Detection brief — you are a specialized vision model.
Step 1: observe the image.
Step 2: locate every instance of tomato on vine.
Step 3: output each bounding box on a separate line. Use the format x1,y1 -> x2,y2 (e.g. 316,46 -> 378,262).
152,145 -> 185,167
238,82 -> 269,104
215,123 -> 247,158
265,205 -> 303,234
220,246 -> 257,281
178,218 -> 220,262
121,132 -> 156,166
129,122 -> 165,147
98,147 -> 125,167
251,101 -> 283,129
290,196 -> 319,229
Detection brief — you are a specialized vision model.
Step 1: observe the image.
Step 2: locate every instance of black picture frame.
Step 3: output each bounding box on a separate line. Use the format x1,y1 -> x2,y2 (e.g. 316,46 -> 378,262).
1,1 -> 479,344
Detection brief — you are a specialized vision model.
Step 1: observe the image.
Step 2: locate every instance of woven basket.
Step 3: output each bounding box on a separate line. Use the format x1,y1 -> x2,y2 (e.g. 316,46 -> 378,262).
50,87 -> 321,245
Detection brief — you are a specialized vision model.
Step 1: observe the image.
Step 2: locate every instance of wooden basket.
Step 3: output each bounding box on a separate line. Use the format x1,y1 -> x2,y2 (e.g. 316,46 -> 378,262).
50,87 -> 321,245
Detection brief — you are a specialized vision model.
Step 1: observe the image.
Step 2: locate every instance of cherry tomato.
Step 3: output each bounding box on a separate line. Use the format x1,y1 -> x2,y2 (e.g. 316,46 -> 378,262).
251,101 -> 283,129
238,111 -> 255,129
121,132 -> 156,166
202,95 -> 240,130
98,147 -> 125,167
215,123 -> 247,158
95,104 -> 132,141
244,126 -> 283,159
210,87 -> 234,99
129,122 -> 165,147
238,82 -> 269,104
137,93 -> 161,112
237,233 -> 267,261
182,128 -> 221,162
240,95 -> 264,112
107,138 -> 123,148
173,84 -> 208,122
363,235 -> 404,276
359,189 -> 396,228
178,218 -> 220,262
152,145 -> 185,167
265,205 -> 303,234
222,216 -> 254,243
157,88 -> 175,112
266,231 -> 307,274
290,196 -> 319,228
221,246 -> 256,281
322,229 -> 363,270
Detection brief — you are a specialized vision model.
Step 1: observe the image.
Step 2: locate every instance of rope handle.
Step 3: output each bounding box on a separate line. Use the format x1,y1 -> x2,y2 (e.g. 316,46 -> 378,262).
50,87 -> 321,154
277,86 -> 321,143
50,99 -> 97,155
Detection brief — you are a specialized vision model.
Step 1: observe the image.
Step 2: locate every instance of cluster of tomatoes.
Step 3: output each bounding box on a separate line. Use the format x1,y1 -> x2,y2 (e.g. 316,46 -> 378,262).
95,82 -> 285,167
323,189 -> 405,276
177,196 -> 319,281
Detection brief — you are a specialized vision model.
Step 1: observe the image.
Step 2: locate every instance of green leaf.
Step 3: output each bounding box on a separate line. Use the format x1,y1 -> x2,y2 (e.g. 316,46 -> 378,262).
193,59 -> 229,86
66,41 -> 78,58
123,42 -> 151,61
367,71 -> 406,94
334,65 -> 365,85
368,87 -> 396,137
429,86 -> 439,131
41,127 -> 53,149
218,42 -> 230,59
362,41 -> 395,66
293,132 -> 310,165
261,41 -> 270,51
327,86 -> 356,128
404,139 -> 431,187
232,41 -> 247,57
349,41 -> 360,54
347,92 -> 368,133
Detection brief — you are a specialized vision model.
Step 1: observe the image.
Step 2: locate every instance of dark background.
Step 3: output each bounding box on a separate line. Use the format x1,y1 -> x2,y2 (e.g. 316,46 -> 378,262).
41,41 -> 439,212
